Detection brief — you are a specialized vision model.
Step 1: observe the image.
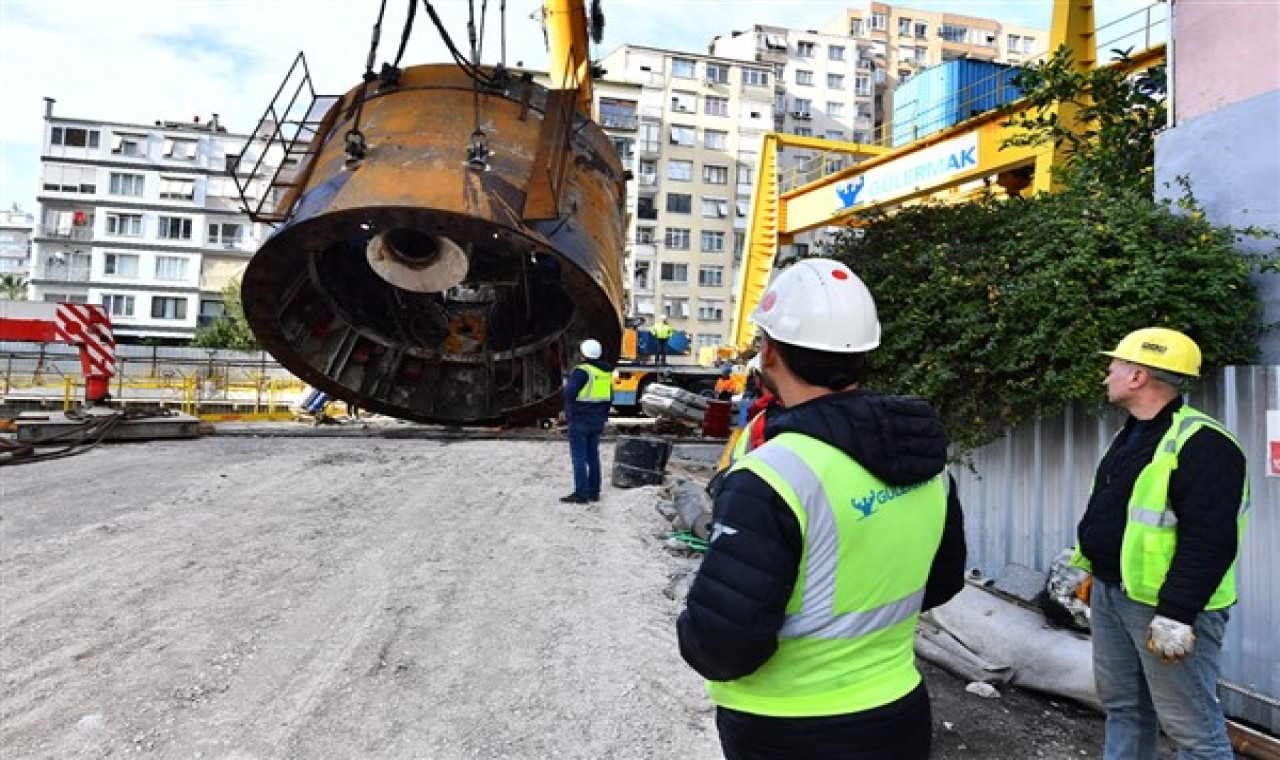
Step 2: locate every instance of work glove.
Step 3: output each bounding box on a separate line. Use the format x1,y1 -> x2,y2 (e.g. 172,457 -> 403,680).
1146,615 -> 1196,663
1075,574 -> 1093,606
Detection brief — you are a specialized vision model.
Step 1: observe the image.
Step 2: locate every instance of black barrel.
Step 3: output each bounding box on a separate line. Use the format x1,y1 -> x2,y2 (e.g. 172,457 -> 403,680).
612,436 -> 672,488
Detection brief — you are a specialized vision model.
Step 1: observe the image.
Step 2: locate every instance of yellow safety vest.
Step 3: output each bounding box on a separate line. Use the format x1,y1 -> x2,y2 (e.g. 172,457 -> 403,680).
652,323 -> 673,340
575,363 -> 612,403
1074,405 -> 1248,609
707,432 -> 947,717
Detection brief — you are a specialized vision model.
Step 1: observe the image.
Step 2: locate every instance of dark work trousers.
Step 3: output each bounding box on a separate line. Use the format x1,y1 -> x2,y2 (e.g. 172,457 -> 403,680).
656,338 -> 669,366
567,427 -> 603,498
715,682 -> 932,760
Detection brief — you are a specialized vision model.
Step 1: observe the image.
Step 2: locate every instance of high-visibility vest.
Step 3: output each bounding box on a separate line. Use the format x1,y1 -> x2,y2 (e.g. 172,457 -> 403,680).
728,410 -> 767,465
707,432 -> 947,717
575,363 -> 612,403
1074,405 -> 1248,608
652,322 -> 673,340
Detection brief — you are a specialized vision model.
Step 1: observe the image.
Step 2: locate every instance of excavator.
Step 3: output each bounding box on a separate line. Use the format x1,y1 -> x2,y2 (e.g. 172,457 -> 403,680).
237,0 -> 625,427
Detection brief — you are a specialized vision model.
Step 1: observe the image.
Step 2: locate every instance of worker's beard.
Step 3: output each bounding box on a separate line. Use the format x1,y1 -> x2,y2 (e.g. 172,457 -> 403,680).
760,368 -> 779,397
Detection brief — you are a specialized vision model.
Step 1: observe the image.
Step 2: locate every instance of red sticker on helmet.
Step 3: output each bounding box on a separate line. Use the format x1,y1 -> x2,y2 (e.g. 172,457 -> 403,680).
760,291 -> 777,312
832,269 -> 849,280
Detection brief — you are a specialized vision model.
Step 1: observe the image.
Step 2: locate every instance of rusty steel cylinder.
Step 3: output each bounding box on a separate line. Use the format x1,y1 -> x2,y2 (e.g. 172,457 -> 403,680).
242,64 -> 626,425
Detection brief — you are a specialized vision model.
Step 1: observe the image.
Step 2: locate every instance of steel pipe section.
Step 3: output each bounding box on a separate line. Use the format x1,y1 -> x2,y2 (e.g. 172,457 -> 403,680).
242,65 -> 626,426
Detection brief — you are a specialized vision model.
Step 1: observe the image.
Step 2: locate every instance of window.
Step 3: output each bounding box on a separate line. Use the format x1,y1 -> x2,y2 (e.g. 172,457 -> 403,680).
795,70 -> 814,86
733,231 -> 745,255
109,172 -> 144,197
706,63 -> 729,84
159,177 -> 195,201
633,261 -> 651,290
736,200 -> 749,218
827,73 -> 845,89
737,165 -> 754,187
671,90 -> 697,113
158,216 -> 193,240
42,164 -> 97,194
638,197 -> 657,220
704,130 -> 727,151
741,69 -> 769,87
664,228 -> 691,250
826,130 -> 845,141
850,18 -> 865,36
940,24 -> 969,43
793,127 -> 812,137
662,297 -> 689,319
796,41 -> 816,58
667,159 -> 693,181
636,227 -> 656,245
106,213 -> 143,237
163,138 -> 197,159
151,296 -> 188,320
697,299 -> 725,321
898,17 -> 912,36
829,45 -> 846,61
1023,36 -> 1036,54
793,98 -> 812,116
698,265 -> 725,288
599,97 -> 638,129
669,124 -> 696,147
700,231 -> 726,253
696,333 -> 719,349
703,165 -> 729,185
103,253 -> 139,277
870,13 -> 886,30
826,102 -> 844,118
701,197 -> 729,218
666,193 -> 692,214
154,256 -> 189,281
793,243 -> 811,257
915,22 -> 929,38
101,293 -> 135,317
208,223 -> 243,246
51,127 -> 100,148
855,75 -> 872,96
660,262 -> 688,282
111,133 -> 146,157
704,96 -> 729,117
671,57 -> 696,78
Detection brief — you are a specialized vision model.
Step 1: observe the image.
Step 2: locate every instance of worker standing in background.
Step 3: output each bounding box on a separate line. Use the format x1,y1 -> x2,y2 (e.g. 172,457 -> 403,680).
715,366 -> 736,401
1072,328 -> 1248,760
677,259 -> 967,760
561,338 -> 612,504
652,316 -> 674,367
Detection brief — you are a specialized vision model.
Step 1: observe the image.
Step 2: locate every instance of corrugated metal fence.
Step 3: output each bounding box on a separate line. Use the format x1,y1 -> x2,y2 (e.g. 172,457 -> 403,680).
952,365 -> 1279,732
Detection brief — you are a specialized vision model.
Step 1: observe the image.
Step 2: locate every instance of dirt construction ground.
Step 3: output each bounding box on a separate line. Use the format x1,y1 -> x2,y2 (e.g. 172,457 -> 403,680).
1,430 -> 1152,759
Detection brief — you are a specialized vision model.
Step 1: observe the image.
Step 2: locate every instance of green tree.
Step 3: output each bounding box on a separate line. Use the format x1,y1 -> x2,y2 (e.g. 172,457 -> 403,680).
0,273 -> 27,300
192,279 -> 259,350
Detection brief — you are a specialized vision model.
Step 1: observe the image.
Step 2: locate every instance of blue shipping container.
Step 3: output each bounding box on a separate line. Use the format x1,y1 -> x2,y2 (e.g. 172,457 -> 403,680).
890,59 -> 1023,148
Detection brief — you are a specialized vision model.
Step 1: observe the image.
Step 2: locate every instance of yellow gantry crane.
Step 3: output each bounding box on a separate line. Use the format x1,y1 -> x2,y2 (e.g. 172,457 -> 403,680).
729,0 -> 1167,353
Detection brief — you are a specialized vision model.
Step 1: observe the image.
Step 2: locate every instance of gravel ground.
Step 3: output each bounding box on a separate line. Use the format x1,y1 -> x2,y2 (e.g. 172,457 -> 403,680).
0,431 -> 1143,759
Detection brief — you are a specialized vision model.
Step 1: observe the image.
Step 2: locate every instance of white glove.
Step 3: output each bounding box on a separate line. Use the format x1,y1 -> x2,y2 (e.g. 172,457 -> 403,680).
1146,615 -> 1196,663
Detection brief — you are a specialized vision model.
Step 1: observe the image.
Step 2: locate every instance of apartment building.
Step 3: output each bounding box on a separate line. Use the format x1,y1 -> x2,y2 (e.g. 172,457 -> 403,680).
0,208 -> 34,288
710,4 -> 1044,258
597,46 -> 775,357
30,100 -> 278,342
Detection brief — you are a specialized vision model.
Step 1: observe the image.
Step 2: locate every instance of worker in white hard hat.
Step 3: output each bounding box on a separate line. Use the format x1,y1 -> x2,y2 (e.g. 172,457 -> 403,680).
560,338 -> 613,504
677,258 -> 967,760
1071,327 -> 1248,760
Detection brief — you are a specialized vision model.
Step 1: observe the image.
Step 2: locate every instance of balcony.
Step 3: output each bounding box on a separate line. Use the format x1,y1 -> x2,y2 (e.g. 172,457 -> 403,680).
638,140 -> 661,156
637,207 -> 658,221
600,114 -> 639,131
34,264 -> 92,282
37,226 -> 93,241
633,242 -> 657,258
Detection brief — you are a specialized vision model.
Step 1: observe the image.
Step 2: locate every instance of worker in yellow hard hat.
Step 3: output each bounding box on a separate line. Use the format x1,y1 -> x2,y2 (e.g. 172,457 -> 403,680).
676,259 -> 966,759
1071,327 -> 1248,759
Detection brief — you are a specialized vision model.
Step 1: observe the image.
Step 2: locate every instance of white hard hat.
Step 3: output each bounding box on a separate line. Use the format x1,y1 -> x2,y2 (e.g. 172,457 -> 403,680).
580,339 -> 602,359
750,259 -> 880,352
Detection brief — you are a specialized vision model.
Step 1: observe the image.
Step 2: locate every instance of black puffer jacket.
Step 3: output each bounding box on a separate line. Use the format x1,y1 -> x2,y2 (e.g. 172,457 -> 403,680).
677,390 -> 967,682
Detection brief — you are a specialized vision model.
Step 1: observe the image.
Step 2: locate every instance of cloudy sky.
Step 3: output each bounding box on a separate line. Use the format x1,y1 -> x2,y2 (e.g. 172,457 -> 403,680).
0,0 -> 1157,215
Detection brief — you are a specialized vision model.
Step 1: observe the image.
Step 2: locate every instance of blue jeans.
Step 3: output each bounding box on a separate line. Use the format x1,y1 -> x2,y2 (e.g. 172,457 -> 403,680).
568,428 -> 602,498
1091,579 -> 1233,760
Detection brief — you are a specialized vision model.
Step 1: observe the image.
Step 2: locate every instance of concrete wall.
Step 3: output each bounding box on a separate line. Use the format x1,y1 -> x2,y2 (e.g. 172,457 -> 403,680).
1156,1 -> 1280,363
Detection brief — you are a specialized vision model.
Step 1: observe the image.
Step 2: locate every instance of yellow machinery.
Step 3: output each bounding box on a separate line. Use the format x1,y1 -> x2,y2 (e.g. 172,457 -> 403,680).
237,1 -> 625,427
729,0 -> 1167,358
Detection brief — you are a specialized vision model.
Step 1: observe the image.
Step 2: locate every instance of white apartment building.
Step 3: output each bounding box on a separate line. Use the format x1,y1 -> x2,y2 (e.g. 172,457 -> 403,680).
711,4 -> 1044,258
0,208 -> 34,287
597,46 -> 775,357
31,100 -> 278,342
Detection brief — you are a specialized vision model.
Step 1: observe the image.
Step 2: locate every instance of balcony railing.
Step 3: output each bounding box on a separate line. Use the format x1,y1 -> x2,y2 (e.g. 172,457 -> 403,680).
600,114 -> 639,130
37,226 -> 93,241
35,265 -> 92,282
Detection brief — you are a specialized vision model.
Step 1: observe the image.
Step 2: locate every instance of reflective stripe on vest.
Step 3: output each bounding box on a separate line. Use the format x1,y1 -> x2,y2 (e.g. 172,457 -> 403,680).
706,432 -> 947,717
1118,405 -> 1248,609
575,364 -> 612,403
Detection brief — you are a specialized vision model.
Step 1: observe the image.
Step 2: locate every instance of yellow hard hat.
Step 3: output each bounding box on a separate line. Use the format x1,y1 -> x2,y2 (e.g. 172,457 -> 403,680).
1101,328 -> 1201,377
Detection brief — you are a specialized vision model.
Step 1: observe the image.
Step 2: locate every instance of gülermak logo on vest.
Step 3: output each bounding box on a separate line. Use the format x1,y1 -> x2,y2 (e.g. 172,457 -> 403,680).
835,133 -> 980,210
850,481 -> 928,520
